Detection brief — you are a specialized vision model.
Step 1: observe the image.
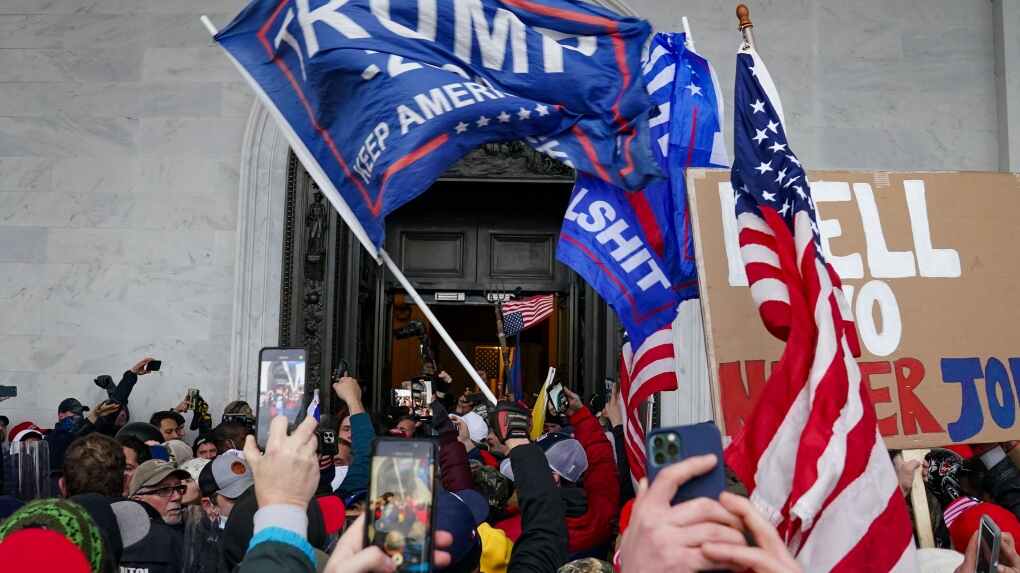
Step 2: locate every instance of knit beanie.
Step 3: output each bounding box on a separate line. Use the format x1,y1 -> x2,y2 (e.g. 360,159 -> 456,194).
0,498 -> 106,573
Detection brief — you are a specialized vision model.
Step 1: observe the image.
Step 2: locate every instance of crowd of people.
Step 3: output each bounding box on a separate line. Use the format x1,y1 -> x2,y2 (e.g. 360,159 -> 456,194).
0,357 -> 1018,573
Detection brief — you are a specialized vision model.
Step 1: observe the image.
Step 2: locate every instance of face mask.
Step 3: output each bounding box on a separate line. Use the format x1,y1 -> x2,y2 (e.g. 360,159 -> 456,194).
56,415 -> 83,433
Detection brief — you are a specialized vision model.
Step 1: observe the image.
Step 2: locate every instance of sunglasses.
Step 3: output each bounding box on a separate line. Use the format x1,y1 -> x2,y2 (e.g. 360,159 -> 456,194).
139,483 -> 187,498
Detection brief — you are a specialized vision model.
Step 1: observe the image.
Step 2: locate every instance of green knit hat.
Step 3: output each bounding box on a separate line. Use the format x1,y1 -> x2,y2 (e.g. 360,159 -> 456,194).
0,498 -> 106,573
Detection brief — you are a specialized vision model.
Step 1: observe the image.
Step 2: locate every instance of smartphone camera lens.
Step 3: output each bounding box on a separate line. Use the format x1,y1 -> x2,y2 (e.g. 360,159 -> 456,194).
652,436 -> 665,449
654,452 -> 666,465
666,441 -> 679,458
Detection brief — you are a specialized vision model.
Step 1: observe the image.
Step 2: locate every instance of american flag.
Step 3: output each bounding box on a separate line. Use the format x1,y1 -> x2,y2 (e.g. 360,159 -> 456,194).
722,44 -> 916,571
619,327 -> 676,484
501,294 -> 555,337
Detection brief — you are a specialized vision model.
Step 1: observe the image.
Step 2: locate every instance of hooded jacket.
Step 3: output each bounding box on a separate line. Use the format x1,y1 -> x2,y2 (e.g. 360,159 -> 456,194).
563,407 -> 619,555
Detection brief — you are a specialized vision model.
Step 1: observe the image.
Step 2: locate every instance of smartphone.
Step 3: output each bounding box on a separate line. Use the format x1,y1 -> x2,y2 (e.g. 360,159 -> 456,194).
646,422 -> 726,504
366,438 -> 437,572
146,360 -> 162,372
605,378 -> 615,398
546,382 -> 567,416
257,347 -> 307,445
410,377 -> 432,420
392,389 -> 413,408
187,388 -> 200,405
977,514 -> 1002,573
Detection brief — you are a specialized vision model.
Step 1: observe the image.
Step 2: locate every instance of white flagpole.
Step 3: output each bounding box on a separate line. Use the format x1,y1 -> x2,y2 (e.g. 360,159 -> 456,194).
201,15 -> 498,405
681,17 -> 695,51
380,250 -> 498,405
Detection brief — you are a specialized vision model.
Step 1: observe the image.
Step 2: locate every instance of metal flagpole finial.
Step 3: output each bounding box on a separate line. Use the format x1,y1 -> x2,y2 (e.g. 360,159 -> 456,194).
736,4 -> 755,50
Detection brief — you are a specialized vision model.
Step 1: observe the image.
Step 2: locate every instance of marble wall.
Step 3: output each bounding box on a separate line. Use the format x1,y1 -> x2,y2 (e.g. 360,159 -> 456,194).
0,0 -> 252,434
0,0 -> 1012,433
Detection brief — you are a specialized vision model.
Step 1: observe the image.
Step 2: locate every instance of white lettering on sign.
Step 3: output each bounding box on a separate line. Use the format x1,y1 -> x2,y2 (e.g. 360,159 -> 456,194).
352,121 -> 390,183
716,177 -> 960,358
290,0 -> 597,74
565,187 -> 671,291
853,183 -> 916,278
904,180 -> 961,278
812,181 -> 864,279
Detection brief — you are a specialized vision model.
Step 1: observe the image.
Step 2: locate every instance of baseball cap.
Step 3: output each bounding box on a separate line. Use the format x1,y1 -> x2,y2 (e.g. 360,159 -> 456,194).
8,422 -> 44,444
223,401 -> 254,418
164,439 -> 194,465
198,451 -> 253,499
948,501 -> 1020,551
0,528 -> 91,573
451,412 -> 489,444
436,489 -> 483,570
178,457 -> 211,482
128,459 -> 190,497
58,398 -> 88,416
315,495 -> 346,535
500,433 -> 588,483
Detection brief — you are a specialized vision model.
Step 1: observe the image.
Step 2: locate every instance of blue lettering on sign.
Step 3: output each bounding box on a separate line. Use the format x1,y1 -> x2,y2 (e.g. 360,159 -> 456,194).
942,357 -> 984,442
985,357 -> 1016,429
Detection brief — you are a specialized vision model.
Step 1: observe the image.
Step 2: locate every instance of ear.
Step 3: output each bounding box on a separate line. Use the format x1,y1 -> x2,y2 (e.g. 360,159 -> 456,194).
58,477 -> 68,498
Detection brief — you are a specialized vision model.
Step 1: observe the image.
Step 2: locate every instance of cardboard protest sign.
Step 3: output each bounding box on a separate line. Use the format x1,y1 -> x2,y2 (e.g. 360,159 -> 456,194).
688,169 -> 1020,449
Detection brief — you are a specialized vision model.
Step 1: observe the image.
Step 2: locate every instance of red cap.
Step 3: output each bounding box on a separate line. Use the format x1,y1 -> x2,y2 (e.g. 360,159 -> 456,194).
8,422 -> 44,445
949,502 -> 1020,551
944,444 -> 974,459
0,528 -> 91,573
316,495 -> 346,535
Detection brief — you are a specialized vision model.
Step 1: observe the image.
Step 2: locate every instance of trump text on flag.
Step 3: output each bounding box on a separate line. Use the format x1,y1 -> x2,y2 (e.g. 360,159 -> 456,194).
688,169 -> 1020,449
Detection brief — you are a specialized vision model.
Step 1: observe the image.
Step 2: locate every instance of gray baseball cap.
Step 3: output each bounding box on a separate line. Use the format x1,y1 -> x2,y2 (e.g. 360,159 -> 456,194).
198,451 -> 253,499
128,459 -> 190,497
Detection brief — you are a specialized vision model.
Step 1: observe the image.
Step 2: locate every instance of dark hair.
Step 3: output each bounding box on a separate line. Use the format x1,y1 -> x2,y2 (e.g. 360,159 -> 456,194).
64,434 -> 126,497
211,421 -> 249,453
192,434 -> 214,456
117,435 -> 152,465
149,410 -> 185,428
0,415 -> 9,426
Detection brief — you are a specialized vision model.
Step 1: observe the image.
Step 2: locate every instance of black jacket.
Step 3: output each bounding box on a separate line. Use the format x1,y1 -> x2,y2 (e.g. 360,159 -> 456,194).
982,457 -> 1020,521
220,487 -> 328,573
120,500 -> 185,573
237,540 -> 314,573
508,444 -> 568,573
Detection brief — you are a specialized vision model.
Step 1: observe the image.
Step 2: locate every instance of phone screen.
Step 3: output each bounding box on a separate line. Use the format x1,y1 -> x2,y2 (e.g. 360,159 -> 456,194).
367,439 -> 436,572
392,389 -> 412,408
977,516 -> 1001,573
257,347 -> 307,444
410,378 -> 433,419
546,383 -> 565,415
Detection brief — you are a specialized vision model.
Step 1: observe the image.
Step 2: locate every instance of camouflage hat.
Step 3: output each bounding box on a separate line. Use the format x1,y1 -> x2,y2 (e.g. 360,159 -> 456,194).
222,401 -> 254,418
471,463 -> 514,511
558,558 -> 613,573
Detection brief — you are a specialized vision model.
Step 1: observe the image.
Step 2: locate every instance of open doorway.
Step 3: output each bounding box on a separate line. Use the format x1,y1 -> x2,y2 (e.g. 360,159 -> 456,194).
388,294 -> 556,403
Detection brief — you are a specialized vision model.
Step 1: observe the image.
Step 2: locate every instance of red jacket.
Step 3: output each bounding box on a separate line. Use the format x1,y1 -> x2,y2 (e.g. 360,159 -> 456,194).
565,407 -> 620,553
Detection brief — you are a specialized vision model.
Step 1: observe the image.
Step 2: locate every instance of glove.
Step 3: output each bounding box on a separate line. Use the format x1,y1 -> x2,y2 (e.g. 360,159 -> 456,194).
489,401 -> 530,443
924,448 -> 967,506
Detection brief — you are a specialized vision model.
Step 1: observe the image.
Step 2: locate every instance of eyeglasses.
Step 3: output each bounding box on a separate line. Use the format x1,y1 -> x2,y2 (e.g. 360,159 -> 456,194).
139,484 -> 187,498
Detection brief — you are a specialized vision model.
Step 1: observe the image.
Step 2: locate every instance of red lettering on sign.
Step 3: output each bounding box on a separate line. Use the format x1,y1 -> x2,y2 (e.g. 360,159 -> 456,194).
719,360 -> 770,434
895,357 -> 944,434
860,361 -> 898,436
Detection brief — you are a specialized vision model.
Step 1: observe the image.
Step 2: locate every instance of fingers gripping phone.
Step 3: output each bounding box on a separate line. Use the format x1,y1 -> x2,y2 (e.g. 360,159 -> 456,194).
546,382 -> 567,416
367,438 -> 437,572
646,422 -> 726,505
256,347 -> 307,445
977,514 -> 1002,573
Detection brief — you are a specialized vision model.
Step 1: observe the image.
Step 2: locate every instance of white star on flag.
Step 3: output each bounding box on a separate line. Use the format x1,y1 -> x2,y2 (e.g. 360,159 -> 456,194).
476,115 -> 490,127
794,185 -> 806,199
534,104 -> 549,116
750,99 -> 765,114
762,190 -> 776,201
783,175 -> 800,189
768,141 -> 787,153
766,119 -> 779,134
454,121 -> 468,134
788,154 -> 801,167
755,161 -> 773,174
685,82 -> 702,96
753,128 -> 769,144
779,201 -> 791,216
775,168 -> 786,183
517,107 -> 531,120
498,111 -> 511,123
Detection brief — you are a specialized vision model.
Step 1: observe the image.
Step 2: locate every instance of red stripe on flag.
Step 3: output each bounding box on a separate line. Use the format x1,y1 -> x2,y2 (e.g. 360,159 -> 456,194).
830,489 -> 914,572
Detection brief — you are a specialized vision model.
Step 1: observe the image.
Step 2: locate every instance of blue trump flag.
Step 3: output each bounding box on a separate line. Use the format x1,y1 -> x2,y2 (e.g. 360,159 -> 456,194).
214,0 -> 661,254
555,32 -> 725,348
